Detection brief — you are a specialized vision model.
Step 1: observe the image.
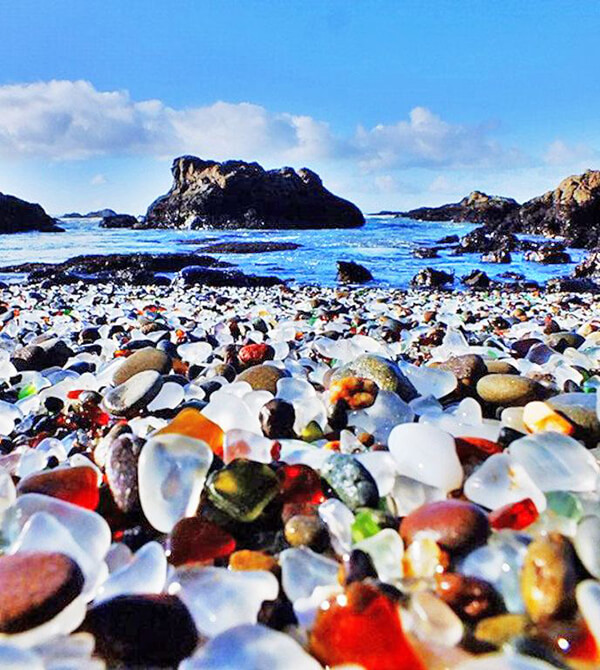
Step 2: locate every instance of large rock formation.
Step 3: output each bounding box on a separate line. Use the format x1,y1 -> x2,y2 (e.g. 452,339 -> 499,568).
402,191 -> 520,224
143,156 -> 365,230
0,193 -> 61,234
61,209 -> 117,219
506,170 -> 600,247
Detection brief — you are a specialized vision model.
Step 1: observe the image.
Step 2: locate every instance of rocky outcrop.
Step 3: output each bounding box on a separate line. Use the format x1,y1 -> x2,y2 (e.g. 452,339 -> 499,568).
402,191 -> 520,224
143,156 -> 365,230
61,209 -> 117,219
507,170 -> 600,247
524,243 -> 571,264
100,214 -> 139,229
462,269 -> 491,288
196,241 -> 301,254
336,261 -> 373,284
0,193 -> 62,234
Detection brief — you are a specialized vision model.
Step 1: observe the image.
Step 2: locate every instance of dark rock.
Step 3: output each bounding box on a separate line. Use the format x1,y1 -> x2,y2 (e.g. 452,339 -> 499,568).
573,249 -> 600,278
237,364 -> 289,394
482,249 -> 511,264
179,266 -> 283,288
457,226 -> 520,254
102,370 -> 164,417
112,347 -> 171,386
524,243 -> 571,264
259,398 -> 296,438
0,192 -> 62,234
547,277 -> 600,293
196,241 -> 301,253
402,191 -> 520,224
436,354 -> 488,392
321,453 -> 379,510
99,214 -> 139,229
144,156 -> 365,230
412,247 -> 439,259
336,261 -> 373,284
61,209 -> 117,219
106,434 -> 143,513
436,234 -> 459,244
411,267 -> 454,288
82,594 -> 198,667
462,269 -> 491,288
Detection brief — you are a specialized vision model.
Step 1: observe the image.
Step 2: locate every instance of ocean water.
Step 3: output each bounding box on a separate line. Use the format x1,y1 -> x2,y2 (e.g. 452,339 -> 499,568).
0,216 -> 586,288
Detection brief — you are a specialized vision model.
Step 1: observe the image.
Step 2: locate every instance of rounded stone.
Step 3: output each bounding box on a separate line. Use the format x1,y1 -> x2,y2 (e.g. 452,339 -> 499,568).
105,434 -> 143,513
547,393 -> 600,443
321,453 -> 379,511
331,353 -> 418,401
435,354 -> 487,391
82,594 -> 198,667
102,370 -> 164,417
435,573 -> 505,624
521,533 -> 577,623
476,374 -> 542,406
259,399 -> 296,439
284,514 -> 327,549
0,552 -> 84,633
237,364 -> 288,394
112,347 -> 171,386
400,500 -> 490,556
484,360 -> 519,375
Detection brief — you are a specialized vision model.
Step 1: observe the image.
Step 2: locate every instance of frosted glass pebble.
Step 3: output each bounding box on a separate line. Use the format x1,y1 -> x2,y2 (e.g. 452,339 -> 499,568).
410,395 -> 443,417
318,498 -> 354,555
279,547 -> 340,603
388,424 -> 463,492
223,429 -> 273,464
95,541 -> 166,603
348,390 -> 414,443
0,644 -> 43,669
410,591 -> 464,647
242,390 -> 274,417
105,542 -> 132,573
35,437 -> 68,463
457,655 -> 557,669
168,567 -> 278,637
177,342 -> 212,365
202,394 -> 261,434
574,516 -> 600,579
399,362 -> 457,399
180,624 -> 322,670
16,448 -> 48,478
354,528 -> 404,582
509,432 -> 599,493
13,494 -> 111,565
464,453 -> 546,513
0,400 -> 22,436
146,382 -> 185,412
277,440 -> 329,471
138,434 -> 213,533
356,451 -> 397,496
389,475 -> 446,517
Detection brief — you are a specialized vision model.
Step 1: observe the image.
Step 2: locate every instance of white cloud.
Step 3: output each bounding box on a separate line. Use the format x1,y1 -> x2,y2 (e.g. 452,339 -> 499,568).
544,139 -> 597,166
0,80 -> 522,173
90,173 -> 107,185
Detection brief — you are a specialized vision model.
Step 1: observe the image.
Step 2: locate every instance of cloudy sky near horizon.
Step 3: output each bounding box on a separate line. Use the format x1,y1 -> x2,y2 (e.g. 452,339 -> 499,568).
0,1 -> 599,215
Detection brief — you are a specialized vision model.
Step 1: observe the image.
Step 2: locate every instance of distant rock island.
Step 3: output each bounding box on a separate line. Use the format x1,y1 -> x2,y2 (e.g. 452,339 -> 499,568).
61,208 -> 117,219
0,193 -> 63,234
384,170 -> 600,249
140,156 -> 365,230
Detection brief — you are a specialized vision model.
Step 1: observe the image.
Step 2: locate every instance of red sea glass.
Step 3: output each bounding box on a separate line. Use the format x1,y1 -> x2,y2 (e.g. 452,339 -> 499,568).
167,517 -> 236,566
277,464 -> 325,505
310,582 -> 425,670
489,497 -> 539,531
17,465 -> 99,510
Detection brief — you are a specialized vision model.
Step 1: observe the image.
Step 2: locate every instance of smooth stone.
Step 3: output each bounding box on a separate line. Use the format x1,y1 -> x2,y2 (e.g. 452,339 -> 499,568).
0,552 -> 84,633
207,459 -> 279,523
138,433 -> 213,533
16,466 -> 99,510
105,434 -> 142,513
546,331 -> 585,351
509,432 -> 599,492
464,453 -> 547,513
112,347 -> 171,386
574,515 -> 600,579
94,541 -> 167,604
102,370 -> 163,417
331,353 -> 418,401
435,573 -> 506,624
167,566 -> 279,637
237,365 -> 288,394
521,533 -> 577,623
180,623 -> 322,670
284,515 -> 327,549
388,423 -> 463,493
259,399 -> 296,438
279,547 -> 340,603
400,500 -> 490,556
435,354 -> 488,391
476,374 -> 542,406
82,594 -> 198,667
320,452 -> 379,511
485,360 -> 519,375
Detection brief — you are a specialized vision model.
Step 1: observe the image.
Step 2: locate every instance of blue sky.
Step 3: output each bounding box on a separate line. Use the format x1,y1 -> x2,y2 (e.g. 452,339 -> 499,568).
0,0 -> 598,215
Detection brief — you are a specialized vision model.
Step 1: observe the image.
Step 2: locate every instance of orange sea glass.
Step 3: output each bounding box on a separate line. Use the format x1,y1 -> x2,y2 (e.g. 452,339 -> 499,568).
156,408 -> 224,458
